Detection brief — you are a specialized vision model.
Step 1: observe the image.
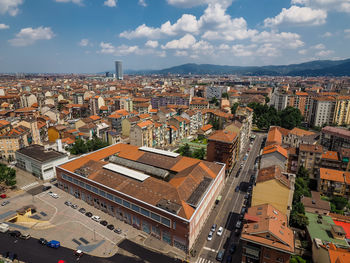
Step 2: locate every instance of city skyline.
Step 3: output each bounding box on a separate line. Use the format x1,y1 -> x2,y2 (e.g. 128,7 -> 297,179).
0,0 -> 350,73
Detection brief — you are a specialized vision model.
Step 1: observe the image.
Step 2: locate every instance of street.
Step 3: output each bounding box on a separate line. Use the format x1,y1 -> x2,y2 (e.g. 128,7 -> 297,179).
193,133 -> 264,263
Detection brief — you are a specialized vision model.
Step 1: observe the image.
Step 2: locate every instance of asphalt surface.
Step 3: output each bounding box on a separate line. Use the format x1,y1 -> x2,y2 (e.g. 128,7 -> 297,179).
193,133 -> 264,263
0,234 -> 183,263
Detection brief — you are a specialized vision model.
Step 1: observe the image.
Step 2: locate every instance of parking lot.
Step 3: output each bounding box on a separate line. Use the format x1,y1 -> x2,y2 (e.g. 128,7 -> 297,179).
0,184 -> 149,258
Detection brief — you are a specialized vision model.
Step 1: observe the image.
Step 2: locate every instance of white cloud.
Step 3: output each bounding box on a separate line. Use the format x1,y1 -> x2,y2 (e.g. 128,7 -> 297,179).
345,29 -> 350,38
231,44 -> 255,57
0,0 -> 23,16
0,23 -> 9,30
145,40 -> 158,48
104,0 -> 116,7
55,0 -> 83,5
264,6 -> 327,27
316,49 -> 334,56
99,42 -> 166,57
298,49 -> 308,54
292,0 -> 350,13
252,31 -> 304,49
120,24 -> 161,39
138,0 -> 147,7
9,26 -> 55,47
256,43 -> 280,57
78,38 -> 90,47
218,44 -> 230,50
322,32 -> 332,37
162,34 -> 196,49
167,0 -> 232,8
311,43 -> 325,49
175,50 -> 188,56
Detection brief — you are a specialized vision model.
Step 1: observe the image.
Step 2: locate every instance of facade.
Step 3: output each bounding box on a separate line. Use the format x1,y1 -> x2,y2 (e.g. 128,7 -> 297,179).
130,120 -> 154,147
251,165 -> 295,218
308,97 -> 336,127
333,96 -> 350,126
207,130 -> 239,174
115,61 -> 123,80
260,145 -> 288,171
321,126 -> 350,152
282,127 -> 317,148
16,144 -> 68,180
271,91 -> 289,111
297,144 -> 323,179
0,126 -> 30,161
318,168 -> 350,197
240,204 -> 295,263
56,144 -> 226,252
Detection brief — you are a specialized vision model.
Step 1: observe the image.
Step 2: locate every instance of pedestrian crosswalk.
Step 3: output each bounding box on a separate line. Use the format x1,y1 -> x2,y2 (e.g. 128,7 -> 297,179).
196,257 -> 214,263
21,182 -> 39,190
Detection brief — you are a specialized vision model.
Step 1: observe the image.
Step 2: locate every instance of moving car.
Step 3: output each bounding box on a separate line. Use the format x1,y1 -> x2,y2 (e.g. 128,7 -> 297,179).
229,243 -> 236,254
235,221 -> 242,229
217,226 -> 223,236
226,255 -> 232,263
235,186 -> 240,192
207,231 -> 213,241
74,249 -> 83,257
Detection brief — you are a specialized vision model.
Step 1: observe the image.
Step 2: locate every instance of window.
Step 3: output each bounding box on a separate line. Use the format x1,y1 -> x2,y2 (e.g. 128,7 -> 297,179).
161,217 -> 171,227
141,208 -> 150,217
107,193 -> 113,201
99,190 -> 106,197
151,212 -> 161,222
92,187 -> 99,194
114,196 -> 122,204
67,176 -> 73,182
123,200 -> 130,208
131,204 -> 140,213
173,221 -> 176,229
86,184 -> 92,191
79,181 -> 85,188
73,178 -> 79,185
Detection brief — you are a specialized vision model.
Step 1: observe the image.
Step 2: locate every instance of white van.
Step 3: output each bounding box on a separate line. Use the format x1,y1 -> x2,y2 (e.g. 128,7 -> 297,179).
0,223 -> 9,233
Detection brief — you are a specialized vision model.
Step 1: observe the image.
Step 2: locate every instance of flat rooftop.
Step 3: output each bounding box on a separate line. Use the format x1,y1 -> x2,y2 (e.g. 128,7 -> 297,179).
17,144 -> 67,163
59,143 -> 224,220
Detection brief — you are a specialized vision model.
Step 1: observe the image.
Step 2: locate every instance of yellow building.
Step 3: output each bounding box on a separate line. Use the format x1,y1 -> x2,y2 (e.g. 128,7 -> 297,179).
0,126 -> 29,161
48,125 -> 67,142
251,165 -> 295,218
333,96 -> 350,126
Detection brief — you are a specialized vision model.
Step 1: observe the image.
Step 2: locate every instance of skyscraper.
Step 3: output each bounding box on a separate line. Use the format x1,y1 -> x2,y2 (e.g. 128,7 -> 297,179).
115,60 -> 123,80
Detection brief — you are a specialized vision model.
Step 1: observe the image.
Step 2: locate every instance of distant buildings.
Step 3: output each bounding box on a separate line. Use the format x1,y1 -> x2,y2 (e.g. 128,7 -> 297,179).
115,60 -> 123,80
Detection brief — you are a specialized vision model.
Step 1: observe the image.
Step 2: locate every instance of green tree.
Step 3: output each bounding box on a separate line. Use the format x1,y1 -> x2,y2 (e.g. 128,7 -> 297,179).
279,106 -> 303,129
70,138 -> 88,155
193,148 -> 206,160
178,143 -> 192,157
264,96 -> 270,104
0,163 -> 16,186
231,103 -> 239,114
222,92 -> 229,99
331,196 -> 348,210
290,255 -> 307,263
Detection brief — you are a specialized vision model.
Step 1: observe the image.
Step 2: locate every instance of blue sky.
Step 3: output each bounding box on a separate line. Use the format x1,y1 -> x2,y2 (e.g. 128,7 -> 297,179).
0,0 -> 349,73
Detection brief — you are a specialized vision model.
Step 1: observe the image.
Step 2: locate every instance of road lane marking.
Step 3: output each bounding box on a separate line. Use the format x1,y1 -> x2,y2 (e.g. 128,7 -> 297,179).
203,247 -> 217,252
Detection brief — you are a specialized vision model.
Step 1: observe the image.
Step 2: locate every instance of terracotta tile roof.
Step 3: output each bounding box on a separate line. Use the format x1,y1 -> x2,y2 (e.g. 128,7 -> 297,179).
262,144 -> 288,159
149,109 -> 158,113
295,91 -> 309,96
241,204 -> 294,254
208,130 -> 237,144
61,137 -> 75,145
256,165 -> 291,188
289,127 -> 315,137
137,120 -> 153,128
89,115 -> 101,121
201,124 -> 213,132
319,168 -> 350,183
322,151 -> 339,161
0,119 -> 10,127
100,105 -> 108,111
266,126 -> 282,146
322,126 -> 350,140
14,107 -> 37,113
325,243 -> 350,263
299,143 -> 323,153
139,113 -> 151,119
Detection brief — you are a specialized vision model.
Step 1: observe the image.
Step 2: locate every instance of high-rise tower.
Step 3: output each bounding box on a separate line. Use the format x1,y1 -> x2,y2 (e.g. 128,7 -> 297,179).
115,61 -> 123,80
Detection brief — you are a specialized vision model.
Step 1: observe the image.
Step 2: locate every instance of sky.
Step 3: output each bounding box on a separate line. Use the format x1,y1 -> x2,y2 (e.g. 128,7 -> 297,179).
0,0 -> 350,73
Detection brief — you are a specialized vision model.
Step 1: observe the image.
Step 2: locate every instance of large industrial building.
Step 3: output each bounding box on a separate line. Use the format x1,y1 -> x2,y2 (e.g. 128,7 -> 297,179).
56,143 -> 225,251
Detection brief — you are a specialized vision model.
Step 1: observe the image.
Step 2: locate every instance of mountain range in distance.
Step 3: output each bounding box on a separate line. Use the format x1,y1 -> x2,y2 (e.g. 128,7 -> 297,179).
121,58 -> 350,76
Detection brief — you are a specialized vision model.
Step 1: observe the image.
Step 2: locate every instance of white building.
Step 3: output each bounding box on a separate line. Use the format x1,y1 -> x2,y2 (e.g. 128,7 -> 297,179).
15,144 -> 68,180
308,97 -> 336,127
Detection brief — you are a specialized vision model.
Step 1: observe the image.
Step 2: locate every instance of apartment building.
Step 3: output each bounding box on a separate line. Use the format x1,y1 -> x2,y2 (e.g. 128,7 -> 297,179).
0,126 -> 30,161
297,144 -> 323,178
321,126 -> 350,152
56,144 -> 226,252
333,96 -> 350,126
207,130 -> 239,174
308,96 -> 336,127
240,204 -> 294,263
318,168 -> 350,197
130,120 -> 154,147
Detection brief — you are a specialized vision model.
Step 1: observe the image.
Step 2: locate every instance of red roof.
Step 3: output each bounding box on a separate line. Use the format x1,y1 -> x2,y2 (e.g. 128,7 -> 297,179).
333,220 -> 350,239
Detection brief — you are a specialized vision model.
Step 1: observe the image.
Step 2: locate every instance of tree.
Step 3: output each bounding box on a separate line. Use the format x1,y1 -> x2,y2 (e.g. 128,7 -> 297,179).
70,138 -> 88,155
290,210 -> 309,229
193,148 -> 206,160
264,96 -> 270,104
178,143 -> 192,157
331,196 -> 348,211
290,255 -> 307,263
231,103 -> 239,114
222,92 -> 229,99
0,163 -> 16,186
279,106 -> 303,129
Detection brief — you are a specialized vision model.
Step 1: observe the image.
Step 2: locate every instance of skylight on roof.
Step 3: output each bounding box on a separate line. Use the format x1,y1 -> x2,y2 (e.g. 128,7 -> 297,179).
139,146 -> 180,158
103,163 -> 150,182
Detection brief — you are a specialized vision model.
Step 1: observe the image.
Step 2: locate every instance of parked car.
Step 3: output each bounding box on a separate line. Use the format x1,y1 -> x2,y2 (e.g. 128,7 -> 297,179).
50,193 -> 59,199
49,178 -> 57,183
64,201 -> 72,206
71,204 -> 78,209
91,215 -> 101,222
211,224 -> 217,232
216,250 -> 224,262
74,249 -> 83,257
207,231 -> 213,241
0,194 -> 7,198
235,186 -> 240,192
78,208 -> 86,214
38,238 -> 48,245
8,230 -> 21,237
114,228 -> 122,234
47,240 -> 60,248
229,243 -> 236,254
235,227 -> 241,236
107,224 -> 114,230
85,212 -> 93,217
217,226 -> 223,236
247,186 -> 252,192
19,233 -> 31,239
100,220 -> 108,226
1,200 -> 10,206
235,221 -> 242,229
42,185 -> 52,192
